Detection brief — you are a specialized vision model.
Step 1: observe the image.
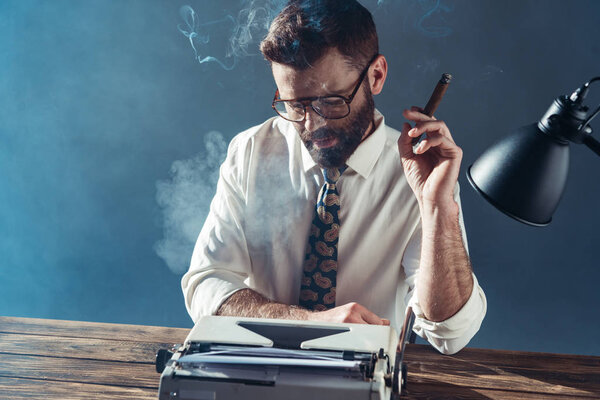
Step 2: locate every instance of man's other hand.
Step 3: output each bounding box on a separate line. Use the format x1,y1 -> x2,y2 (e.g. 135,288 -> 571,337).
307,302 -> 390,325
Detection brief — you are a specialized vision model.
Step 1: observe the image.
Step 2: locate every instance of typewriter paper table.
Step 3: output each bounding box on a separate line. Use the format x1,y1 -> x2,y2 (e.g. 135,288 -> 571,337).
1,316 -> 599,399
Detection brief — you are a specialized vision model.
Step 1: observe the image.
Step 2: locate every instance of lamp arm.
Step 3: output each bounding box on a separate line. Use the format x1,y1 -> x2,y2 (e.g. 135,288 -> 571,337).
570,76 -> 600,104
583,135 -> 600,157
579,77 -> 600,127
573,76 -> 600,156
581,103 -> 600,130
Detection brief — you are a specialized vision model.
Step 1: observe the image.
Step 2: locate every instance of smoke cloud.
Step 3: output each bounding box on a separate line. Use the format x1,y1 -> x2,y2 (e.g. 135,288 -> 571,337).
374,0 -> 454,38
178,6 -> 237,70
154,131 -> 228,274
178,0 -> 455,71
178,1 -> 288,71
415,0 -> 453,38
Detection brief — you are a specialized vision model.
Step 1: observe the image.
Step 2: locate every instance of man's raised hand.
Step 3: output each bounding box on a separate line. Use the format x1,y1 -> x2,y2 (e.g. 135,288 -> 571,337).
398,106 -> 462,210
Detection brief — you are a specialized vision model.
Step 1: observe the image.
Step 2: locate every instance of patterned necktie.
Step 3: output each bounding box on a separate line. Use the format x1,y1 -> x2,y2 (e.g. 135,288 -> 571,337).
299,167 -> 346,311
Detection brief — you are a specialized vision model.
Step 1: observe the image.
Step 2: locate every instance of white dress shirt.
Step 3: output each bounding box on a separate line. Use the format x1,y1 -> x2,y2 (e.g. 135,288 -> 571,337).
182,110 -> 487,354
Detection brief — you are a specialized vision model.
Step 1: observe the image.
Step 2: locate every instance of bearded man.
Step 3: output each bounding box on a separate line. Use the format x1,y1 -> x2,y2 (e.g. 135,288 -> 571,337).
182,0 -> 486,354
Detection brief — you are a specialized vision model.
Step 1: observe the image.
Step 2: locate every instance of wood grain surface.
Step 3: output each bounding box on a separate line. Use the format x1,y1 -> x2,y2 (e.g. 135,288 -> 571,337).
1,316 -> 599,399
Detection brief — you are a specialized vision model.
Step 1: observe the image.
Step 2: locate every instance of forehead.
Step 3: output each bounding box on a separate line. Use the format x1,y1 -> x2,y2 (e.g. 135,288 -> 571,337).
271,49 -> 358,99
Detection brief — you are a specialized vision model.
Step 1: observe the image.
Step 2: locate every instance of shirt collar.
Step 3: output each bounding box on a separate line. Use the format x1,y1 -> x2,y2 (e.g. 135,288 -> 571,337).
299,109 -> 387,179
300,133 -> 317,172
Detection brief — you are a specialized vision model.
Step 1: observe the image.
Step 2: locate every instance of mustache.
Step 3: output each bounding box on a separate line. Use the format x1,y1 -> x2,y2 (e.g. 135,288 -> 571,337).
303,127 -> 341,142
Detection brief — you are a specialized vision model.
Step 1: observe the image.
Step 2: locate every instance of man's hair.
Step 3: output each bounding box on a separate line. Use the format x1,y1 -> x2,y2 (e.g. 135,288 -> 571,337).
260,0 -> 379,71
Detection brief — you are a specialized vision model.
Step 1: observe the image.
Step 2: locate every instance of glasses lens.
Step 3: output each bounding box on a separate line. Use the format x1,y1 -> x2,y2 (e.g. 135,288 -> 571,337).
274,101 -> 305,122
313,97 -> 349,119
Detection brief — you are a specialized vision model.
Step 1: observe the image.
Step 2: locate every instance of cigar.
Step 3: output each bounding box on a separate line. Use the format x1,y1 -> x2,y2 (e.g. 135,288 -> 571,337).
412,73 -> 452,151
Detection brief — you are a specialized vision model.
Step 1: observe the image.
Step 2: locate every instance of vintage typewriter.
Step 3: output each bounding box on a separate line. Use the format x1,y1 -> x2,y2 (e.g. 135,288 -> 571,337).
156,308 -> 415,400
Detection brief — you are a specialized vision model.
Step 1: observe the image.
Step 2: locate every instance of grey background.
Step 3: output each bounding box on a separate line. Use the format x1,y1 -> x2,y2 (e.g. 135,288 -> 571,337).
1,0 -> 599,355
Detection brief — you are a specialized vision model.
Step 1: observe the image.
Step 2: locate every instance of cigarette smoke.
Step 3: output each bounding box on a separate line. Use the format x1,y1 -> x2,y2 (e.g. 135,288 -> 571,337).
154,131 -> 228,274
178,6 -> 238,70
177,1 -> 288,71
375,0 -> 454,38
177,0 -> 455,72
154,129 -> 308,275
415,0 -> 453,38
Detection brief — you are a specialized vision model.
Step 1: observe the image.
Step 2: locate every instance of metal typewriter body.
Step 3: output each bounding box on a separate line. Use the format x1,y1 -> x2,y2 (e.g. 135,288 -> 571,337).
157,315 -> 406,400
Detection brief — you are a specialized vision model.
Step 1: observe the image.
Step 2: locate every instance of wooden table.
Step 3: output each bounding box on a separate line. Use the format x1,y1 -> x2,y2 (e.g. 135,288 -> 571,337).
1,316 -> 599,399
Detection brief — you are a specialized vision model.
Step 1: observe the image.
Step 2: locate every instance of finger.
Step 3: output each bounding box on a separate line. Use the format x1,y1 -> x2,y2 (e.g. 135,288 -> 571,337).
409,105 -> 438,120
409,120 -> 454,143
381,318 -> 391,326
403,108 -> 436,123
402,106 -> 446,122
398,122 -> 416,158
400,122 -> 413,142
358,305 -> 387,325
413,132 -> 444,154
414,131 -> 462,158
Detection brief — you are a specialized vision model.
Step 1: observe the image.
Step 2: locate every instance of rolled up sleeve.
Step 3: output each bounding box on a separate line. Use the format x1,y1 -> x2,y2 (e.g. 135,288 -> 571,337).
181,135 -> 252,322
410,273 -> 487,355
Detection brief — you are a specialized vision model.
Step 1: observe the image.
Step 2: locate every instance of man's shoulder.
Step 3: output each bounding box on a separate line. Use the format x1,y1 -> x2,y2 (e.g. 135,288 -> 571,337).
382,120 -> 402,144
373,110 -> 402,146
224,116 -> 296,169
230,116 -> 287,147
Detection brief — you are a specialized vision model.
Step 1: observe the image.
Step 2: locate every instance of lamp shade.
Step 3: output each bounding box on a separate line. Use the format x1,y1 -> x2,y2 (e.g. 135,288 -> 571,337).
466,123 -> 570,226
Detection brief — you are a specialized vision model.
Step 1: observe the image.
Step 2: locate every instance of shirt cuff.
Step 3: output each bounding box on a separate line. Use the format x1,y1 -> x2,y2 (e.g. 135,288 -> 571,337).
184,271 -> 249,322
410,273 -> 487,354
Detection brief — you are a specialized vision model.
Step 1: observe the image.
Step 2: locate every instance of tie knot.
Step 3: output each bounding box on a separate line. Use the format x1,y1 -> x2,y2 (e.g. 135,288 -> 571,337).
322,167 -> 346,184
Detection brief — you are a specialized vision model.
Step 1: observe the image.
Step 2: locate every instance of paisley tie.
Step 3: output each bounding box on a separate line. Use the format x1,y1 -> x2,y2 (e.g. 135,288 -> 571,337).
299,167 -> 345,311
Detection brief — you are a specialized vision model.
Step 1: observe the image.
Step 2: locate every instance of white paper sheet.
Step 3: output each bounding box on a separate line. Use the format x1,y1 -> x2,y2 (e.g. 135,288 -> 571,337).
177,350 -> 361,369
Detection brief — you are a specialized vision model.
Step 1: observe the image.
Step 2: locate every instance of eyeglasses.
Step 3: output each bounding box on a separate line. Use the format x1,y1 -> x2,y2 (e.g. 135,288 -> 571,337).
271,54 -> 378,122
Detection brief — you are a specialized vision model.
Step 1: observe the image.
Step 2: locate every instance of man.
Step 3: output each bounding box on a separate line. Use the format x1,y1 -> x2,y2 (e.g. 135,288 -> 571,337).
182,0 -> 486,355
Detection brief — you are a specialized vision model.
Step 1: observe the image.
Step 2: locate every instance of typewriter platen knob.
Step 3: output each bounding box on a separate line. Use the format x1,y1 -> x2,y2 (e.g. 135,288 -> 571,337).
156,349 -> 174,373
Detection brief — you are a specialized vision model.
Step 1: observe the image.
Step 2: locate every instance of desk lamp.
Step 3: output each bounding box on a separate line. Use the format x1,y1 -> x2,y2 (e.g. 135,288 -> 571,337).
466,77 -> 600,226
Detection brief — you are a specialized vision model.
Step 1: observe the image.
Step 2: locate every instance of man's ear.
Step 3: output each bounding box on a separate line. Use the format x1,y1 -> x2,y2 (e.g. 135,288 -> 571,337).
369,54 -> 388,95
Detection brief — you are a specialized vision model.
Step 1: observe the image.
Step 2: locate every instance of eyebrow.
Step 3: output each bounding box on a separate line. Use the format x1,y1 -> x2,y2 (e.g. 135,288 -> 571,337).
279,80 -> 356,102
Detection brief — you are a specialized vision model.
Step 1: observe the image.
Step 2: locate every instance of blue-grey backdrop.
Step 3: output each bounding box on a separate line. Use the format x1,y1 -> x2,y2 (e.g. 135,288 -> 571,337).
1,0 -> 599,355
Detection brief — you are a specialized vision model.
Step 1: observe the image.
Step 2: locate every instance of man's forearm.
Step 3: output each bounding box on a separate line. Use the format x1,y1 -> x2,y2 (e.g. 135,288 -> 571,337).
217,288 -> 310,319
417,200 -> 474,322
217,288 -> 391,325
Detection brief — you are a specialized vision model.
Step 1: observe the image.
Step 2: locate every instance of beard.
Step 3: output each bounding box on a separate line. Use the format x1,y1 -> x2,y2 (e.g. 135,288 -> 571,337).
300,84 -> 375,169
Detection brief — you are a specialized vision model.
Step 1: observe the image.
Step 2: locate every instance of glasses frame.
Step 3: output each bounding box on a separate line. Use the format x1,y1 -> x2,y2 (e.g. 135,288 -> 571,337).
271,54 -> 379,122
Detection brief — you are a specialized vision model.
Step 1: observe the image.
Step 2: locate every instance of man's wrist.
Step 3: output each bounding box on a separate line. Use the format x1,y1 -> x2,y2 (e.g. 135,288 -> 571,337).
418,198 -> 460,233
419,196 -> 458,215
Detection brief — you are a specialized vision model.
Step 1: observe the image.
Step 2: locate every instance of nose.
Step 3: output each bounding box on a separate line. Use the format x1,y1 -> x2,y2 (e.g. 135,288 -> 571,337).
303,107 -> 326,133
